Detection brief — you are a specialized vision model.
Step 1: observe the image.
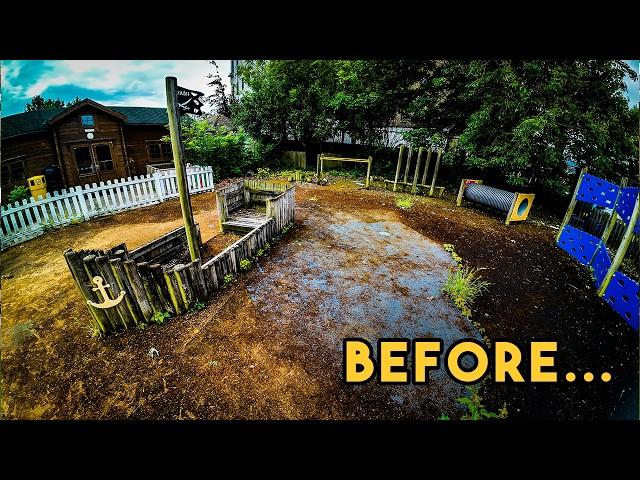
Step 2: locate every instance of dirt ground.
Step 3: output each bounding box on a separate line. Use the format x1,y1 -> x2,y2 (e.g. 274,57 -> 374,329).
1,181 -> 637,419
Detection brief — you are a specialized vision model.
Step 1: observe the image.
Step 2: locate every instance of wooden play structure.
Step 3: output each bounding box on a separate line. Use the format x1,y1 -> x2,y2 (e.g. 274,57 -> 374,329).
64,180 -> 296,336
556,168 -> 639,331
384,144 -> 446,197
216,179 -> 295,234
456,179 -> 535,225
317,154 -> 373,188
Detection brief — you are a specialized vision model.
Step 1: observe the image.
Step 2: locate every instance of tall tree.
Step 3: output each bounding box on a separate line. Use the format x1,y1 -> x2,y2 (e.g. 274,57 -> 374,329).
24,95 -> 83,112
232,60 -> 338,162
404,60 -> 638,193
206,60 -> 236,118
328,60 -> 427,146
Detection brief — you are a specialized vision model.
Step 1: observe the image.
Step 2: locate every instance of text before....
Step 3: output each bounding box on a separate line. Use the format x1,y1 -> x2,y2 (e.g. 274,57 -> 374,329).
343,339 -> 613,385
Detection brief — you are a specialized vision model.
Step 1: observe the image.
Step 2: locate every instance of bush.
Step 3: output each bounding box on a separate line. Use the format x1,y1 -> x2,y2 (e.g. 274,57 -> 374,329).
442,266 -> 491,317
164,119 -> 280,181
395,195 -> 415,210
8,185 -> 31,203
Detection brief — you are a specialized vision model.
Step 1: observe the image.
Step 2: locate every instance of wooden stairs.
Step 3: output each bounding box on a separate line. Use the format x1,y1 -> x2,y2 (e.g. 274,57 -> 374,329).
222,208 -> 270,234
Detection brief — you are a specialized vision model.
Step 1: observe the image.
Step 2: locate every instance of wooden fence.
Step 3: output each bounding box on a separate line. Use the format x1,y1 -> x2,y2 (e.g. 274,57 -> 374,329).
266,187 -> 296,231
64,180 -> 295,336
1,166 -> 214,249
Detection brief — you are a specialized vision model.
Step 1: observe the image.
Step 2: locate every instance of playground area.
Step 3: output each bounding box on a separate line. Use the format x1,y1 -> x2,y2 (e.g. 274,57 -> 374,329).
1,178 -> 637,419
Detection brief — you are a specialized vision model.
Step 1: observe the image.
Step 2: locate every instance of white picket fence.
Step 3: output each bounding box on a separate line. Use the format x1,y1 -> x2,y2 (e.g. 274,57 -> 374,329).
1,165 -> 215,249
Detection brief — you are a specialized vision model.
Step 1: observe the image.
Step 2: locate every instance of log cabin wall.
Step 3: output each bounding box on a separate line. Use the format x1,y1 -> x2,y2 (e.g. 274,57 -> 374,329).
1,131 -> 58,195
53,107 -> 128,186
122,125 -> 172,176
1,100 -> 172,203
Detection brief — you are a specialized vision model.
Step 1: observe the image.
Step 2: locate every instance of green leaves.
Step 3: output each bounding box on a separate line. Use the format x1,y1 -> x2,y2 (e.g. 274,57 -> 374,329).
405,60 -> 638,195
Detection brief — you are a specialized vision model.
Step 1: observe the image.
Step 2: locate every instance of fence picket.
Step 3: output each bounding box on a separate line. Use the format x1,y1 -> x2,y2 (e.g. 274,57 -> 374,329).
1,166 -> 214,249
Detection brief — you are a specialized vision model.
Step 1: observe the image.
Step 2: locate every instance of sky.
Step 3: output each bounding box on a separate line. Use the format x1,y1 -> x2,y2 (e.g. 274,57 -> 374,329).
0,60 -> 230,117
0,59 -> 638,117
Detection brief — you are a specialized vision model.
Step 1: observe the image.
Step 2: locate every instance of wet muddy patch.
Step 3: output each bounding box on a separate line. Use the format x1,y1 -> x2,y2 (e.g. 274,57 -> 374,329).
247,206 -> 481,415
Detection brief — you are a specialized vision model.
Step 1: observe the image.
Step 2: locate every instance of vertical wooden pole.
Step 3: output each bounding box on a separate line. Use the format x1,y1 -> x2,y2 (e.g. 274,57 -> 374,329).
166,76 -> 200,262
556,167 -> 587,243
429,146 -> 443,197
456,179 -> 467,207
411,147 -> 424,194
403,146 -> 413,184
421,147 -> 432,186
597,193 -> 640,296
316,154 -> 320,177
365,156 -> 372,189
393,145 -> 405,192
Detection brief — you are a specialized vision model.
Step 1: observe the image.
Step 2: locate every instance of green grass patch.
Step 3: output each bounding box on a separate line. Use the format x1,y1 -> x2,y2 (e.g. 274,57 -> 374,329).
395,195 -> 415,210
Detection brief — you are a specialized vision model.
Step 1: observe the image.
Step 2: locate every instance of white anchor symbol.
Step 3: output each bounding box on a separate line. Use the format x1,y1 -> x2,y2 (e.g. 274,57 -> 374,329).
87,276 -> 126,309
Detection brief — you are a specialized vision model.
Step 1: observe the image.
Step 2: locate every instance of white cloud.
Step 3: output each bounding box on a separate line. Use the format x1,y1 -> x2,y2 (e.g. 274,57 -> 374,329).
2,59 -> 233,113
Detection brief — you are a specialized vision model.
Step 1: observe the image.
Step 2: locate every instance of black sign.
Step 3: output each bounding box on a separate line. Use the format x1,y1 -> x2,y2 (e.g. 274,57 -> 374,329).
177,86 -> 205,115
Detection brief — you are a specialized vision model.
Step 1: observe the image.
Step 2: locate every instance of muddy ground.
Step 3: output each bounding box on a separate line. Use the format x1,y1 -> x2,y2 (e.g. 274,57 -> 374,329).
1,181 -> 637,419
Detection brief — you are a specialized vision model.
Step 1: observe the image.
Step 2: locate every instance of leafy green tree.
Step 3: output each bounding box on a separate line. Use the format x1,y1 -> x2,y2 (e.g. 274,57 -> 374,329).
328,60 -> 426,146
25,94 -> 83,112
232,60 -> 339,162
206,60 -> 236,118
163,119 -> 276,180
404,60 -> 638,194
25,95 -> 66,112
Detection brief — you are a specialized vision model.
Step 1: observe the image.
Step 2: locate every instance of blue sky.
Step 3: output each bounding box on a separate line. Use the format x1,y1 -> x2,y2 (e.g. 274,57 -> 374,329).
1,60 -> 638,117
1,60 -> 230,117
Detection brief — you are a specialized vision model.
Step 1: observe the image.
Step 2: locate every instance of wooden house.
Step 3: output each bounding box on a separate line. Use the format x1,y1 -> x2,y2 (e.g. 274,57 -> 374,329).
1,99 -> 173,201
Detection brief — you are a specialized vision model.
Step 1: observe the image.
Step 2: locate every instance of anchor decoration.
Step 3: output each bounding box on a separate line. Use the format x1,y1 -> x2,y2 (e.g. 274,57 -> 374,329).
87,276 -> 126,309
176,86 -> 205,116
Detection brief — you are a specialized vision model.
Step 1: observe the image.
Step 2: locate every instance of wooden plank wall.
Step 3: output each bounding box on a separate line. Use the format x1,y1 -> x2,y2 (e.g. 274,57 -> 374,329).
65,182 -> 296,336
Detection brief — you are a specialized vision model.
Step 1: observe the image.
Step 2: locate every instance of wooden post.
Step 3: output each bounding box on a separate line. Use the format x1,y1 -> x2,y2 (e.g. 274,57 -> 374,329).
393,145 -> 405,192
365,156 -> 372,189
411,147 -> 424,194
456,179 -> 467,207
403,146 -> 413,184
597,193 -> 640,296
421,147 -> 432,186
316,153 -> 321,177
556,167 -> 587,243
166,76 -> 200,262
123,260 -> 155,322
64,250 -> 109,335
429,146 -> 443,197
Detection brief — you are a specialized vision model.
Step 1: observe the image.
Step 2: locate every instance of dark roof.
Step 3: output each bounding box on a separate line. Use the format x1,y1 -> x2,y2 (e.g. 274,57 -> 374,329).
1,104 -> 168,140
205,113 -> 234,129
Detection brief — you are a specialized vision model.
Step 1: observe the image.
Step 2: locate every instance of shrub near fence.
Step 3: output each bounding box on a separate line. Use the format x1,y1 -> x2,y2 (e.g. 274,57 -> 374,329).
1,166 -> 214,249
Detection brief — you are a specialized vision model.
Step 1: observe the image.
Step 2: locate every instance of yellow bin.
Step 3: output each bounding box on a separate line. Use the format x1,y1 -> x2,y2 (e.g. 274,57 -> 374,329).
27,175 -> 47,199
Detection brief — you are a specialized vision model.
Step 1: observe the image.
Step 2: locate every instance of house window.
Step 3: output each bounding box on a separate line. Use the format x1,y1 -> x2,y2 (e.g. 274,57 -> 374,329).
74,146 -> 94,175
147,142 -> 173,162
1,156 -> 27,186
73,144 -> 115,176
95,144 -> 114,171
81,114 -> 95,128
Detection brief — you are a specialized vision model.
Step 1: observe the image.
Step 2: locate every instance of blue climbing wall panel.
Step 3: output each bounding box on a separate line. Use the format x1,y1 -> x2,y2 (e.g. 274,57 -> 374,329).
615,187 -> 640,234
603,271 -> 639,331
576,174 -> 619,208
591,243 -> 611,288
557,225 -> 601,265
558,173 -> 639,332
